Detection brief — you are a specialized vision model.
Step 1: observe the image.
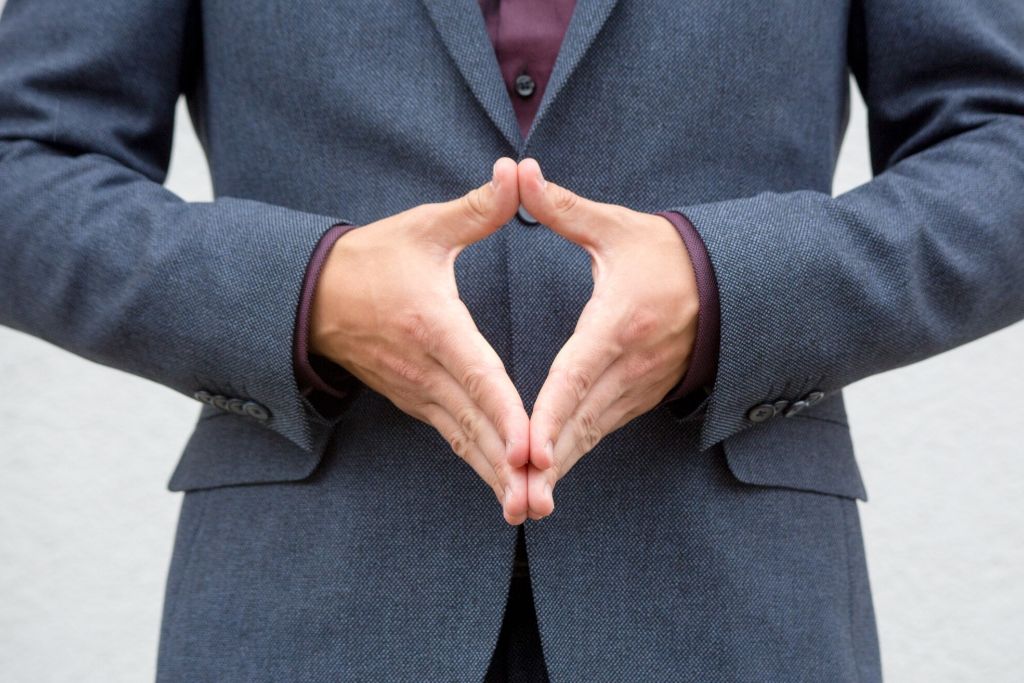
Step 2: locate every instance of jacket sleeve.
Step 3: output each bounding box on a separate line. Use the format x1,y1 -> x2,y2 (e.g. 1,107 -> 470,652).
0,0 -> 352,453
671,0 -> 1024,450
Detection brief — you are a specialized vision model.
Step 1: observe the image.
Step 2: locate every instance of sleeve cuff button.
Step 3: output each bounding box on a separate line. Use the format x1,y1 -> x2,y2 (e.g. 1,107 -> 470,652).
243,401 -> 271,422
746,403 -> 777,423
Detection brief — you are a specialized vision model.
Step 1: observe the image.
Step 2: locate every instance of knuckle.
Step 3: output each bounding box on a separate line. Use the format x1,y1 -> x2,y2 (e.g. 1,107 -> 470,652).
574,415 -> 603,453
367,344 -> 387,369
448,431 -> 471,461
533,406 -> 565,434
383,353 -> 428,387
456,405 -> 482,439
620,305 -> 659,345
459,363 -> 493,397
418,371 -> 444,399
398,310 -> 434,347
552,187 -> 579,214
461,189 -> 490,222
577,406 -> 598,433
553,365 -> 593,403
624,349 -> 661,382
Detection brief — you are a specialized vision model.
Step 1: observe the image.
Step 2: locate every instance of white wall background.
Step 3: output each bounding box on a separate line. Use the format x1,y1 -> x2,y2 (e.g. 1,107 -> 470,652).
1,30 -> 1023,682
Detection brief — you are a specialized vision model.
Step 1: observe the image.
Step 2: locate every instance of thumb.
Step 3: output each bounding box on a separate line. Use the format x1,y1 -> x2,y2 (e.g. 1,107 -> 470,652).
517,157 -> 604,248
432,157 -> 520,249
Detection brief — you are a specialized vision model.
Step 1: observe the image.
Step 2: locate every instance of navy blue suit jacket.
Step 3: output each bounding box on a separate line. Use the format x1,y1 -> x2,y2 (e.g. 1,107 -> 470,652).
2,0 -> 1023,680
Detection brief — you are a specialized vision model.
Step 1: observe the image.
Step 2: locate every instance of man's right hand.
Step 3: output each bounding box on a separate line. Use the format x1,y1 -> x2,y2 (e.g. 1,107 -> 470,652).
310,158 -> 530,525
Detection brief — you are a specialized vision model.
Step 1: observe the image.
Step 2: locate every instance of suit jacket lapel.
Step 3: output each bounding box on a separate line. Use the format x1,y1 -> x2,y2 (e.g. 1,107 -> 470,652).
527,0 -> 620,146
420,0 -> 620,152
420,0 -> 523,151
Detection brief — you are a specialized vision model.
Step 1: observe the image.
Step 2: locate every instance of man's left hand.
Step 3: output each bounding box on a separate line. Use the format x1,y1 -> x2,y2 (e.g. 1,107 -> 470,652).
518,158 -> 700,520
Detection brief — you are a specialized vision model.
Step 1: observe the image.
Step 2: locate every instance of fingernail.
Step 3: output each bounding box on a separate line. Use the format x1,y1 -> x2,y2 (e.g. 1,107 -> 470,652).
536,163 -> 547,188
544,440 -> 554,462
503,485 -> 512,507
491,160 -> 502,189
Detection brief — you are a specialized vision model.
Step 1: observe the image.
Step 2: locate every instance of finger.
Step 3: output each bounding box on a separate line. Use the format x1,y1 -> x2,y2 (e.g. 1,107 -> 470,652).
527,464 -> 556,520
526,363 -> 627,520
431,303 -> 531,468
551,358 -> 634,476
418,402 -> 504,501
516,157 -> 611,250
420,358 -> 526,497
504,465 -> 529,526
528,360 -> 653,521
430,157 -> 520,250
418,399 -> 527,525
529,304 -> 620,469
378,366 -> 529,525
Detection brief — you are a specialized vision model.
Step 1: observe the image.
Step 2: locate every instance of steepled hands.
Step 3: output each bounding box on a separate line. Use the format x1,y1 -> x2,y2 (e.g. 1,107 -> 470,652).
310,157 -> 699,524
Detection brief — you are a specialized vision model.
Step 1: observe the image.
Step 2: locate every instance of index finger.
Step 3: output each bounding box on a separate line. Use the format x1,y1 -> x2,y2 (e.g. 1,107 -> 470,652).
529,304 -> 621,469
428,301 -> 530,468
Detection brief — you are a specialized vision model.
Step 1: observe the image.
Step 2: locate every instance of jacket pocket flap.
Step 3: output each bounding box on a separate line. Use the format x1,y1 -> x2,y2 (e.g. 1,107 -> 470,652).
168,412 -> 326,492
721,415 -> 867,501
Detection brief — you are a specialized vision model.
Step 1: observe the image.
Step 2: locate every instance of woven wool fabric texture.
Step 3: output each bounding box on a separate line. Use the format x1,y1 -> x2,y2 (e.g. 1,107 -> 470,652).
1,0 -> 1023,681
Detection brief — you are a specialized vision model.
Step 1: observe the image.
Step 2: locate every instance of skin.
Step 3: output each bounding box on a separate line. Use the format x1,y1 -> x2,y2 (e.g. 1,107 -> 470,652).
516,158 -> 699,520
311,156 -> 699,524
310,157 -> 531,524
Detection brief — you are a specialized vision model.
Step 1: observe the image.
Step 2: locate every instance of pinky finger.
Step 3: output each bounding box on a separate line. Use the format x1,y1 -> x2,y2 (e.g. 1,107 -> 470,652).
419,402 -> 507,506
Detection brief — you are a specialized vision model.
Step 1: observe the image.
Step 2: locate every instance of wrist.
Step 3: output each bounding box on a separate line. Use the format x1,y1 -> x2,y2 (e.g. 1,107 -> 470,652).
654,210 -> 721,404
309,233 -> 351,359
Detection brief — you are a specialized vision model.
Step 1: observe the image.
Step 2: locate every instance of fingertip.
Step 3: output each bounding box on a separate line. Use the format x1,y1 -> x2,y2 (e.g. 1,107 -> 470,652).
492,157 -> 517,187
502,467 -> 529,524
527,468 -> 556,519
517,157 -> 544,189
506,436 -> 530,468
533,440 -> 554,470
503,496 -> 528,526
533,490 -> 555,519
529,425 -> 554,469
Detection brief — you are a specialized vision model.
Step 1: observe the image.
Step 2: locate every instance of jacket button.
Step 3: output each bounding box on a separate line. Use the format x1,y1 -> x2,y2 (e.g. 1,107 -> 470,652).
514,73 -> 536,98
193,390 -> 212,404
227,398 -> 247,416
517,204 -> 539,225
803,390 -> 825,407
772,399 -> 790,415
243,401 -> 271,422
211,395 -> 229,411
784,400 -> 810,417
746,403 -> 776,423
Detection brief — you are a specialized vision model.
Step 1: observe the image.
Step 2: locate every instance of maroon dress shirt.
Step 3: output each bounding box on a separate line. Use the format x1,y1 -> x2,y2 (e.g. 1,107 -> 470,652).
295,0 -> 720,411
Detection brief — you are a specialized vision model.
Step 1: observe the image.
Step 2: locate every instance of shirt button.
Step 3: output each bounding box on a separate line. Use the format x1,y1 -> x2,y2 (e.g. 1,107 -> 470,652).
514,73 -> 536,98
517,204 -> 539,225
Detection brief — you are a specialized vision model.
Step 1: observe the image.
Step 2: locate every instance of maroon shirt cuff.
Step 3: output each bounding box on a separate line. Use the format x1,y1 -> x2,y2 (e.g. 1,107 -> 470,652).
654,210 -> 721,406
294,223 -> 359,399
